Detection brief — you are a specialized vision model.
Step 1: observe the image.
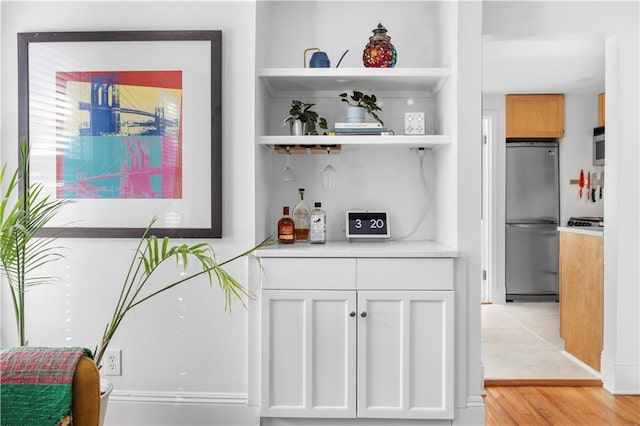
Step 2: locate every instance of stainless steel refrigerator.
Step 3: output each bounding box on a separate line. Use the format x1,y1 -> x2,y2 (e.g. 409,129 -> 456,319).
505,142 -> 559,302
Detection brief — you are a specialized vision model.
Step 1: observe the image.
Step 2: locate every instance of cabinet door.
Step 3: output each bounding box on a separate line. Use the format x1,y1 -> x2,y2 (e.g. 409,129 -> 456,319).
261,290 -> 356,418
598,92 -> 605,126
559,232 -> 603,371
506,94 -> 565,138
357,291 -> 454,419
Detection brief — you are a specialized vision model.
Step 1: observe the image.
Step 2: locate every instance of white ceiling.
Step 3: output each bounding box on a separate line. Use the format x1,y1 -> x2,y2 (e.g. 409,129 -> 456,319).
482,33 -> 605,95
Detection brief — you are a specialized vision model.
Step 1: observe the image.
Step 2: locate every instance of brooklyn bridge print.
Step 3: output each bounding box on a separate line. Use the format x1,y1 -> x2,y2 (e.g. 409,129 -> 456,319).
56,70 -> 182,199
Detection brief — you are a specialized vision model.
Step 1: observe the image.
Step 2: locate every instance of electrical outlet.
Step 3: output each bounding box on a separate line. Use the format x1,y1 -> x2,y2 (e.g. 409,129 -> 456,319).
405,112 -> 425,135
104,349 -> 121,376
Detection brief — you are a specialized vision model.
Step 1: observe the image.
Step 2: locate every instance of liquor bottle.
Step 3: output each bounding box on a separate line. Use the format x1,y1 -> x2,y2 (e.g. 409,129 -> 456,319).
292,188 -> 310,241
277,206 -> 295,244
309,202 -> 326,244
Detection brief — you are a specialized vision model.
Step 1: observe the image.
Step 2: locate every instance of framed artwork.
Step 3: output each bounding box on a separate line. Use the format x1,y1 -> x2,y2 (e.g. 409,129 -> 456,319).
17,31 -> 222,238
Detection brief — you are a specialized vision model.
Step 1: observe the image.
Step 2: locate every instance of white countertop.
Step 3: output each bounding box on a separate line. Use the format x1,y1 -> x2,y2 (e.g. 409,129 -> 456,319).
254,240 -> 459,258
558,226 -> 604,237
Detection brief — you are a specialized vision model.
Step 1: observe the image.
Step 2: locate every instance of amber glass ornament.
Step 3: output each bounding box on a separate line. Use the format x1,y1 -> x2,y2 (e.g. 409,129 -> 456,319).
362,23 -> 397,68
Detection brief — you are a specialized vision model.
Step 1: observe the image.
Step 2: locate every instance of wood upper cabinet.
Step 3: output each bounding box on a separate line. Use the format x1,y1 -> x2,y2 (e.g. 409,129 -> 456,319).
506,94 -> 565,139
598,92 -> 605,126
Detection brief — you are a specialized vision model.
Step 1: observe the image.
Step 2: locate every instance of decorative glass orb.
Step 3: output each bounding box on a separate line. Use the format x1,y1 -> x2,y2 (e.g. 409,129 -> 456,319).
362,23 -> 397,68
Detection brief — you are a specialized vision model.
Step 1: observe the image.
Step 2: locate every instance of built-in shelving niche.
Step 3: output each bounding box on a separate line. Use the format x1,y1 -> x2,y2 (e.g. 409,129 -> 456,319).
257,68 -> 453,152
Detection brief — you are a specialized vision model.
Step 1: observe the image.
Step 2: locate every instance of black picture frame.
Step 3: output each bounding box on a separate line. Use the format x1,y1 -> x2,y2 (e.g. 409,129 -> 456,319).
17,30 -> 222,238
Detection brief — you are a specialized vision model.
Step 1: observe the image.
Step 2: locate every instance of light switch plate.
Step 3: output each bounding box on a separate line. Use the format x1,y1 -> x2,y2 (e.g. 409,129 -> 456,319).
404,112 -> 425,135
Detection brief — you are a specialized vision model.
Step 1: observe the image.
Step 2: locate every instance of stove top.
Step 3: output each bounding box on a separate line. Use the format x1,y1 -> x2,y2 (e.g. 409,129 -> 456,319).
567,216 -> 604,227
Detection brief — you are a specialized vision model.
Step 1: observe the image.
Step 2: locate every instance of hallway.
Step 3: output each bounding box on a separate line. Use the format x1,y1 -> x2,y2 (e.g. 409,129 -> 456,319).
482,302 -> 600,380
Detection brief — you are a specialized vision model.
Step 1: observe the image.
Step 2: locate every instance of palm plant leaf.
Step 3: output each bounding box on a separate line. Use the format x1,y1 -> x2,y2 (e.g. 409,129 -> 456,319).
0,139 -> 70,345
93,217 -> 275,367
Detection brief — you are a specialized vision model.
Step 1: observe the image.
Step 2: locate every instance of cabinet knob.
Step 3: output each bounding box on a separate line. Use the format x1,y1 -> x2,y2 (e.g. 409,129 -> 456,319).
349,311 -> 356,317
360,311 -> 367,318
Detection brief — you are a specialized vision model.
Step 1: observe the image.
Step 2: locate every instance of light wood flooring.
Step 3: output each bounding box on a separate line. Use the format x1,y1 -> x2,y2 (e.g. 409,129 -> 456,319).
484,386 -> 640,425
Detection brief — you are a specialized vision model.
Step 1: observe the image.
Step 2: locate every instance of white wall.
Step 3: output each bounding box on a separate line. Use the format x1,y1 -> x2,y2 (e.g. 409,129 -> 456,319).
483,0 -> 639,394
2,2 -> 489,425
560,95 -> 605,222
0,1 -> 258,424
454,2 -> 485,422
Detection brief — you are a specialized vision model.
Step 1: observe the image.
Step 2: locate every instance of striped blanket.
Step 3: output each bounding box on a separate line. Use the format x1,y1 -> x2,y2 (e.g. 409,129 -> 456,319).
1,347 -> 92,426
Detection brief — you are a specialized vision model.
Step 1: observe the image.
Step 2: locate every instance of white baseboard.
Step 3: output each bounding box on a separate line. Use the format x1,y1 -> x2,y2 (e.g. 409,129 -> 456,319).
104,392 -> 488,426
109,389 -> 248,405
453,397 -> 486,426
104,391 -> 258,426
601,352 -> 640,394
261,419 -> 452,426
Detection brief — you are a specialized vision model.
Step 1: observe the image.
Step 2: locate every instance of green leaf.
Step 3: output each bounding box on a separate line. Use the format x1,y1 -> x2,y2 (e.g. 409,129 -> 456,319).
1,139 -> 72,345
93,227 -> 276,367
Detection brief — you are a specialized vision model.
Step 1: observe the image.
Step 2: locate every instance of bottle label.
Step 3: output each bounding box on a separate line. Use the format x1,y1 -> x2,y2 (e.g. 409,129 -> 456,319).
293,212 -> 309,228
309,214 -> 326,242
293,199 -> 310,241
278,221 -> 295,243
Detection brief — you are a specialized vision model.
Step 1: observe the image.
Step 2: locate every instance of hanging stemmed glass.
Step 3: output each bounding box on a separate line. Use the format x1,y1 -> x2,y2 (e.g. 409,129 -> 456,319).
321,146 -> 336,189
281,146 -> 297,182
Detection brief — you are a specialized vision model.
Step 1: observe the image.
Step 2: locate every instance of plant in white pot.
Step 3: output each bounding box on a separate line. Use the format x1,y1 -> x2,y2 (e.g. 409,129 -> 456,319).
338,90 -> 384,126
283,100 -> 328,135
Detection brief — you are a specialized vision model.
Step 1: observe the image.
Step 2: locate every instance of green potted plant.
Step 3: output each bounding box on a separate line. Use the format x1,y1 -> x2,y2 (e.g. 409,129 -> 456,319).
339,91 -> 384,126
93,218 -> 272,367
1,141 -> 272,355
0,139 -> 70,346
1,141 -> 273,424
283,100 -> 328,135
91,218 -> 273,423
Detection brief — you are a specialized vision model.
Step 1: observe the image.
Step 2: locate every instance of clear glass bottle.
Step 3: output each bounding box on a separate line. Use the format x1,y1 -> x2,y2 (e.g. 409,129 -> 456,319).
277,206 -> 295,244
292,188 -> 310,241
309,202 -> 326,244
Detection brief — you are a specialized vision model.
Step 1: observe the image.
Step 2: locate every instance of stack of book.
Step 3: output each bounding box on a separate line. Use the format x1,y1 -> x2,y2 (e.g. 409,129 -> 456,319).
329,122 -> 388,135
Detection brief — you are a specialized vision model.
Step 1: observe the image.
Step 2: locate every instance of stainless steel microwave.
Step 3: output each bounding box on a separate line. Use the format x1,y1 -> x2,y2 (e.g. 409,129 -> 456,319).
593,126 -> 605,166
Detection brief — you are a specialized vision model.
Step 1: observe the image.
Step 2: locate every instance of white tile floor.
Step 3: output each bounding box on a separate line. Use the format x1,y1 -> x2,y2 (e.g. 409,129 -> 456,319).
481,302 -> 600,380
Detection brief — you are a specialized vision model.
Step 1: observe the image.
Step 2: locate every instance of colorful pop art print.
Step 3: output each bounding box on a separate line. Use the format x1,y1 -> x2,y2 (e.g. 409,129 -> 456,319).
56,70 -> 183,200
17,31 -> 222,238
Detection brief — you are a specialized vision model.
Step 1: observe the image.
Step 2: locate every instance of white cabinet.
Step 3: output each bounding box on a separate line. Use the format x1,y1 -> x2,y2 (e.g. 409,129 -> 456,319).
259,255 -> 454,420
357,291 -> 453,419
261,290 -> 357,418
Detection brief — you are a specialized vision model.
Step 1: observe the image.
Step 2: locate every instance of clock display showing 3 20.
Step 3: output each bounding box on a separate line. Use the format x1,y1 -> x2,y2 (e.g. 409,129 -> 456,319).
346,211 -> 390,240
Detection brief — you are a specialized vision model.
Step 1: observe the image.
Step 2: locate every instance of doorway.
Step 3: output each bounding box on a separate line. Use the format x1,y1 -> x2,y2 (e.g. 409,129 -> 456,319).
480,109 -> 599,380
480,33 -> 606,381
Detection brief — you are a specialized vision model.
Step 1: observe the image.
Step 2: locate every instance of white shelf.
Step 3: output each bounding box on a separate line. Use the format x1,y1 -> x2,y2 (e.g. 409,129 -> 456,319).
259,67 -> 451,98
258,134 -> 451,150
